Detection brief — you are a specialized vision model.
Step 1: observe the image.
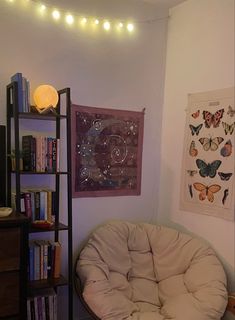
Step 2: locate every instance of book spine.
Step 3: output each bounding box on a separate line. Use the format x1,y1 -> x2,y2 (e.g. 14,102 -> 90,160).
52,139 -> 57,172
53,242 -> 61,278
35,192 -> 40,220
27,299 -> 32,320
56,138 -> 60,172
11,72 -> 23,112
24,192 -> 32,218
22,135 -> 33,171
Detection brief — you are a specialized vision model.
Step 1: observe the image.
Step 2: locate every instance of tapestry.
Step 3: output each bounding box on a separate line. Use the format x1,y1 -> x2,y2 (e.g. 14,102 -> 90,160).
180,87 -> 235,220
71,105 -> 144,197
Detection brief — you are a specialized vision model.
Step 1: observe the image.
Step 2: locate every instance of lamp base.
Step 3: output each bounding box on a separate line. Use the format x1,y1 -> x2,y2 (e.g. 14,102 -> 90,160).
31,105 -> 58,115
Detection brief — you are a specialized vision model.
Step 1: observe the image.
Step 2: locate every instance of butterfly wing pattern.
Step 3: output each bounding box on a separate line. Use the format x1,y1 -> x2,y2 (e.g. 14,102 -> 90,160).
191,110 -> 200,119
189,124 -> 203,136
193,183 -> 221,202
218,172 -> 233,181
203,109 -> 224,128
196,159 -> 221,178
227,105 -> 235,117
199,137 -> 224,151
222,122 -> 235,135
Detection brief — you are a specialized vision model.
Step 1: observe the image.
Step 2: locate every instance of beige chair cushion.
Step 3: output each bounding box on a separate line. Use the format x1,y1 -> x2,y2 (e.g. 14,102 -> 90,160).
76,221 -> 228,320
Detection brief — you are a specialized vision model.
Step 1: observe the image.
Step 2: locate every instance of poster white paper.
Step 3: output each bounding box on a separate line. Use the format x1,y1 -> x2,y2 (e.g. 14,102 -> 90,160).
180,87 -> 235,220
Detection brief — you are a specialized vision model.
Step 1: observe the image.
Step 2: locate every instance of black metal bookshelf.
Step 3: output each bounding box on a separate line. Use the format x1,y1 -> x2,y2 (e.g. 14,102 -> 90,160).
6,82 -> 73,320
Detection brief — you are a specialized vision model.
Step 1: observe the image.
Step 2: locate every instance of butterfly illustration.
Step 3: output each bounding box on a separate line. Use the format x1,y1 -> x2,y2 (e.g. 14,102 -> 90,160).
187,170 -> 197,177
220,140 -> 232,157
199,136 -> 224,151
193,183 -> 221,202
192,110 -> 200,119
218,172 -> 233,181
196,159 -> 221,178
222,189 -> 229,205
227,105 -> 235,117
203,109 -> 224,128
189,140 -> 198,157
189,124 -> 203,136
222,122 -> 235,135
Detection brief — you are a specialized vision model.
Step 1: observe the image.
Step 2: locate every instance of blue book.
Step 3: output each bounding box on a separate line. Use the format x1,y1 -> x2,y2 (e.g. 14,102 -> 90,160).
11,72 -> 24,112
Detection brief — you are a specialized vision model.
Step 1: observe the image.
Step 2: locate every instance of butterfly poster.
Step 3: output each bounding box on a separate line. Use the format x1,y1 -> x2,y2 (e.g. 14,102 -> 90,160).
180,87 -> 235,220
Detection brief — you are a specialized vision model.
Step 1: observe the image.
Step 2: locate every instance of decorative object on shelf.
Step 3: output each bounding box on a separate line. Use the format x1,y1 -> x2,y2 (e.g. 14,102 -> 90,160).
71,104 -> 145,197
0,207 -> 12,218
33,84 -> 59,114
180,87 -> 235,221
31,220 -> 54,229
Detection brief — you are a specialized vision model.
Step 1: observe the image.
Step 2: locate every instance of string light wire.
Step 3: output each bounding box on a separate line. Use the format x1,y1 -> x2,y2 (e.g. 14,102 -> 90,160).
6,0 -> 169,32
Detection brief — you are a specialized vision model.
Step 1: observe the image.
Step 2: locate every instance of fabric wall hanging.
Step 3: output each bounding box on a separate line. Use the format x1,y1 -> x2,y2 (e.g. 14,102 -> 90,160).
180,87 -> 234,220
71,105 -> 144,197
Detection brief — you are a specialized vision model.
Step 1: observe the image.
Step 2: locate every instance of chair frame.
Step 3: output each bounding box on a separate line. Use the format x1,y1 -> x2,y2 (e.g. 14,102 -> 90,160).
74,254 -> 101,320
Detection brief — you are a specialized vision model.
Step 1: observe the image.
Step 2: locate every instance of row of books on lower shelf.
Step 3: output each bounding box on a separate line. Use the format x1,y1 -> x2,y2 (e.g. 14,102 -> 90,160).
29,240 -> 61,281
27,288 -> 57,320
12,188 -> 56,221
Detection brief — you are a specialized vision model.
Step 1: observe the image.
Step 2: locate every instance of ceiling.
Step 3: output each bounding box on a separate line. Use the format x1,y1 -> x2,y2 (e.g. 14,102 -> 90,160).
135,0 -> 186,8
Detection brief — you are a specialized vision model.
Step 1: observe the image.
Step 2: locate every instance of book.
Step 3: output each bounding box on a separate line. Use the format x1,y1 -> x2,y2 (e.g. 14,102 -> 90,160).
11,72 -> 23,112
53,242 -> 61,278
22,135 -> 33,171
24,192 -> 32,218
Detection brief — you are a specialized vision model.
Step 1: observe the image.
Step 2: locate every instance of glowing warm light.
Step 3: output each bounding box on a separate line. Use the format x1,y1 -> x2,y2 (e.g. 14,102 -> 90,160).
5,0 -> 136,34
103,21 -> 110,30
127,23 -> 134,32
33,85 -> 59,110
40,4 -> 46,11
81,17 -> 87,24
66,14 -> 74,24
52,10 -> 60,20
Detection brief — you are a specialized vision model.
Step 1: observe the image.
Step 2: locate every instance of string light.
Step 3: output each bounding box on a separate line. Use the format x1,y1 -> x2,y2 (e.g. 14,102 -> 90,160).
52,9 -> 60,20
4,0 -> 142,34
65,14 -> 74,25
127,23 -> 134,32
103,21 -> 110,31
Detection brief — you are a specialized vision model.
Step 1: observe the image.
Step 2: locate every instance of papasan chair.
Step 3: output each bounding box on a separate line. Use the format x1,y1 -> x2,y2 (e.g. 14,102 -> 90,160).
75,220 -> 228,320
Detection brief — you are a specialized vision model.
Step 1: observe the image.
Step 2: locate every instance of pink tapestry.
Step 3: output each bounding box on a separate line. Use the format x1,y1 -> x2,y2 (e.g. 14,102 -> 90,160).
71,105 -> 144,197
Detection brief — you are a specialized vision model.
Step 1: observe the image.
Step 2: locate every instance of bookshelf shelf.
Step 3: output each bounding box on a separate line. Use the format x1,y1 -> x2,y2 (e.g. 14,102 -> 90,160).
29,222 -> 69,233
11,171 -> 69,175
28,275 -> 68,291
6,80 -> 73,320
17,112 -> 68,121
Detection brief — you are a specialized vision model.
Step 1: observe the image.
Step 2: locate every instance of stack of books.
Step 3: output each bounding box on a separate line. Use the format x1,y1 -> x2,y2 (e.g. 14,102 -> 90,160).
11,72 -> 30,113
12,188 -> 56,221
28,240 -> 61,281
27,288 -> 57,320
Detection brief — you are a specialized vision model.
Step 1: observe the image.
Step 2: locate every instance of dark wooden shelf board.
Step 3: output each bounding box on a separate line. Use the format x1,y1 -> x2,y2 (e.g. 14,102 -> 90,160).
29,222 -> 69,233
11,171 -> 69,175
17,112 -> 67,120
28,275 -> 68,291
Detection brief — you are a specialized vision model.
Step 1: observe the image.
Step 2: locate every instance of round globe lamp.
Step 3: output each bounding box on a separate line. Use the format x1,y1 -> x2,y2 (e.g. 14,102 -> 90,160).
33,85 -> 59,114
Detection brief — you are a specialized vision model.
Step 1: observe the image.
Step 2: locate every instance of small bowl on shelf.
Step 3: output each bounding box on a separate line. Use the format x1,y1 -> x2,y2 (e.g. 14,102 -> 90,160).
31,220 -> 54,229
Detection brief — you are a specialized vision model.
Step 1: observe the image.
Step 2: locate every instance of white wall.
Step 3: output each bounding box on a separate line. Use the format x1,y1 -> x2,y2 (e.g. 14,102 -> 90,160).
160,0 -> 234,318
0,1 -> 168,318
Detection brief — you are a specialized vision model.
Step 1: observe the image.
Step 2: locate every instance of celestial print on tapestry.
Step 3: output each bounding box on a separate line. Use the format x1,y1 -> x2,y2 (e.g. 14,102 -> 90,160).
71,105 -> 144,197
180,87 -> 235,220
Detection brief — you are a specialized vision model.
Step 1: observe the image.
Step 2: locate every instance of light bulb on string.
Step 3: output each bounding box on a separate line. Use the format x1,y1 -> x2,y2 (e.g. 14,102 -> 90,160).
66,14 -> 74,25
52,9 -> 60,20
103,21 -> 110,31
